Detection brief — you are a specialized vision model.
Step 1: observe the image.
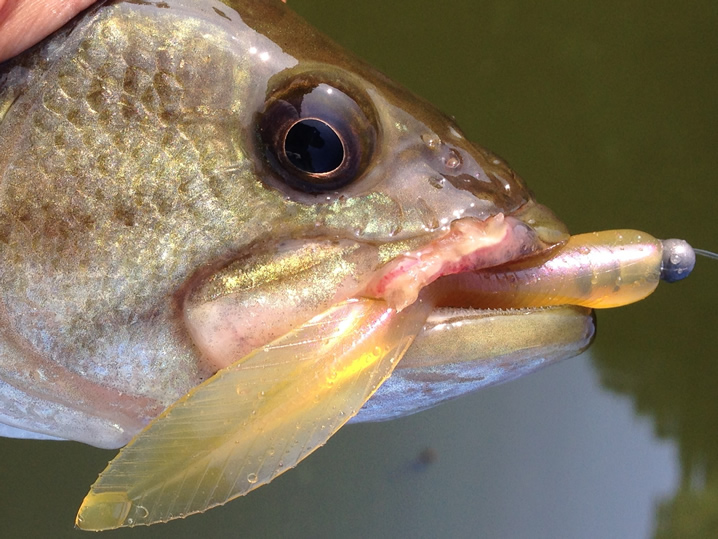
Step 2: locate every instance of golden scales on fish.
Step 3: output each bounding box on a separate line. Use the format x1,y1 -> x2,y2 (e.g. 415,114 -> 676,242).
0,0 -> 708,530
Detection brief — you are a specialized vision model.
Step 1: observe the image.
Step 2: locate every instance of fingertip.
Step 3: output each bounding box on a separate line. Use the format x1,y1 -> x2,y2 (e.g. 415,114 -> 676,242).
0,0 -> 98,62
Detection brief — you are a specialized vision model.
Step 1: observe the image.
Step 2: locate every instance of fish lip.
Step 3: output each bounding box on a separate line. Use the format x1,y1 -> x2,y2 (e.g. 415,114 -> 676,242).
363,212 -> 561,312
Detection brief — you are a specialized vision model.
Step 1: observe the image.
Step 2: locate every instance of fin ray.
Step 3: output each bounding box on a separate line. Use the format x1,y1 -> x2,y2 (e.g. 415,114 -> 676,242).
76,298 -> 430,530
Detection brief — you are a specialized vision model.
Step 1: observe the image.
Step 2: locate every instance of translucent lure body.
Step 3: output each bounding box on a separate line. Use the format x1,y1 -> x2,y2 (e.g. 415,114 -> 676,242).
436,230 -> 695,310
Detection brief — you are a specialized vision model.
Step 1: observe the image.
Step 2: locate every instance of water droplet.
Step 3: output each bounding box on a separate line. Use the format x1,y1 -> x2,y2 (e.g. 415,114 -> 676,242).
670,254 -> 681,265
416,197 -> 439,230
578,246 -> 590,255
247,473 -> 258,484
421,133 -> 440,149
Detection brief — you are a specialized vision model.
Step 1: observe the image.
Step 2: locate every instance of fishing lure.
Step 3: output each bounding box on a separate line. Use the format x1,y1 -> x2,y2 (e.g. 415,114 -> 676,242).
432,229 -> 697,310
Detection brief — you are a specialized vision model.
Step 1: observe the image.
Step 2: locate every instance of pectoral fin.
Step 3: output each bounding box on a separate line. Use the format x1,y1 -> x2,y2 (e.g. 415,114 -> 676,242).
75,298 -> 430,530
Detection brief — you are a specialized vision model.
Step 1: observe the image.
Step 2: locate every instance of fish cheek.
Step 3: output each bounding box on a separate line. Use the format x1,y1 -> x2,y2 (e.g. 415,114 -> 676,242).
183,240 -> 383,372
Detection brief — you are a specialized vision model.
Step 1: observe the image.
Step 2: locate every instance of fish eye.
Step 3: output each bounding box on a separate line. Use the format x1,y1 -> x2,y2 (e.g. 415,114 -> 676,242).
258,79 -> 377,193
284,118 -> 344,174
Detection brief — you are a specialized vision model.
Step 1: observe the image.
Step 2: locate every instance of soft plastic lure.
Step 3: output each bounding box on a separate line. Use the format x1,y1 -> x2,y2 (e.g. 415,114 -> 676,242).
432,229 -> 697,310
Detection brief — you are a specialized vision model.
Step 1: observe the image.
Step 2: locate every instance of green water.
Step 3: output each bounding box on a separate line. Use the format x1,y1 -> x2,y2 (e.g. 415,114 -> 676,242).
1,1 -> 716,537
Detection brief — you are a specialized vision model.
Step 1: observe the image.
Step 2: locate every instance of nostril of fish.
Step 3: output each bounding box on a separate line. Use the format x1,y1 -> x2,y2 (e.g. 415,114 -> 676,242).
442,149 -> 461,170
419,133 -> 464,174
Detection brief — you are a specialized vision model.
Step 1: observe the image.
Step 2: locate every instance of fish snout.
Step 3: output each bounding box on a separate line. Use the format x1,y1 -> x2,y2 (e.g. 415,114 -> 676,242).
409,128 -> 570,249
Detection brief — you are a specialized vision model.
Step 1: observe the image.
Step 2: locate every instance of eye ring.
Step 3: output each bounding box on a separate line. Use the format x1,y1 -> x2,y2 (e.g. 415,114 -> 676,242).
258,79 -> 376,194
281,117 -> 347,179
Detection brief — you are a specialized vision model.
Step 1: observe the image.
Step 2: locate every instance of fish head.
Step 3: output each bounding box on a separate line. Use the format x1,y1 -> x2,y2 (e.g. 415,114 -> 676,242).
178,0 -> 581,369
0,0 -> 590,453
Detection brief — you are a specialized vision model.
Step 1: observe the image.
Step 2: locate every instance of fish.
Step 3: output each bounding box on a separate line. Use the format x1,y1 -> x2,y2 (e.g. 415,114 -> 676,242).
0,0 -> 697,530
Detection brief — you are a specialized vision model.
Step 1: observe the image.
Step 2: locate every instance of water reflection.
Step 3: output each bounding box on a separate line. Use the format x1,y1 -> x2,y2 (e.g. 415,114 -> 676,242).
595,271 -> 718,538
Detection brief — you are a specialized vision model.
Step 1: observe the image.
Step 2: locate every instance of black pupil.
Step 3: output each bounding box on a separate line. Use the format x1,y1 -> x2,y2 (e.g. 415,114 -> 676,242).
284,119 -> 344,174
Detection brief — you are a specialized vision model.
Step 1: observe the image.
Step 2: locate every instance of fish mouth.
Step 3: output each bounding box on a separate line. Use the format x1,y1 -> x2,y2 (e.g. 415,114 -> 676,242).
352,205 -> 595,423
362,202 -> 568,313
183,202 -> 572,372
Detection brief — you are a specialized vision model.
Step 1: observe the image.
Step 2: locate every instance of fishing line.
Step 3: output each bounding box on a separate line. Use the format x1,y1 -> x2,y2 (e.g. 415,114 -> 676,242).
695,248 -> 718,260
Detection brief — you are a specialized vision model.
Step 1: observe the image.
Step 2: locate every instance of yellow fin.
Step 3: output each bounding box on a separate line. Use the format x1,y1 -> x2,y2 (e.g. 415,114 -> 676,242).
75,298 -> 430,530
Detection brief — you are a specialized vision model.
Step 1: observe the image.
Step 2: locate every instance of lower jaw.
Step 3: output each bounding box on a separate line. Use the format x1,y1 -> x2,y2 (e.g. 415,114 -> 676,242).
351,303 -> 595,423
